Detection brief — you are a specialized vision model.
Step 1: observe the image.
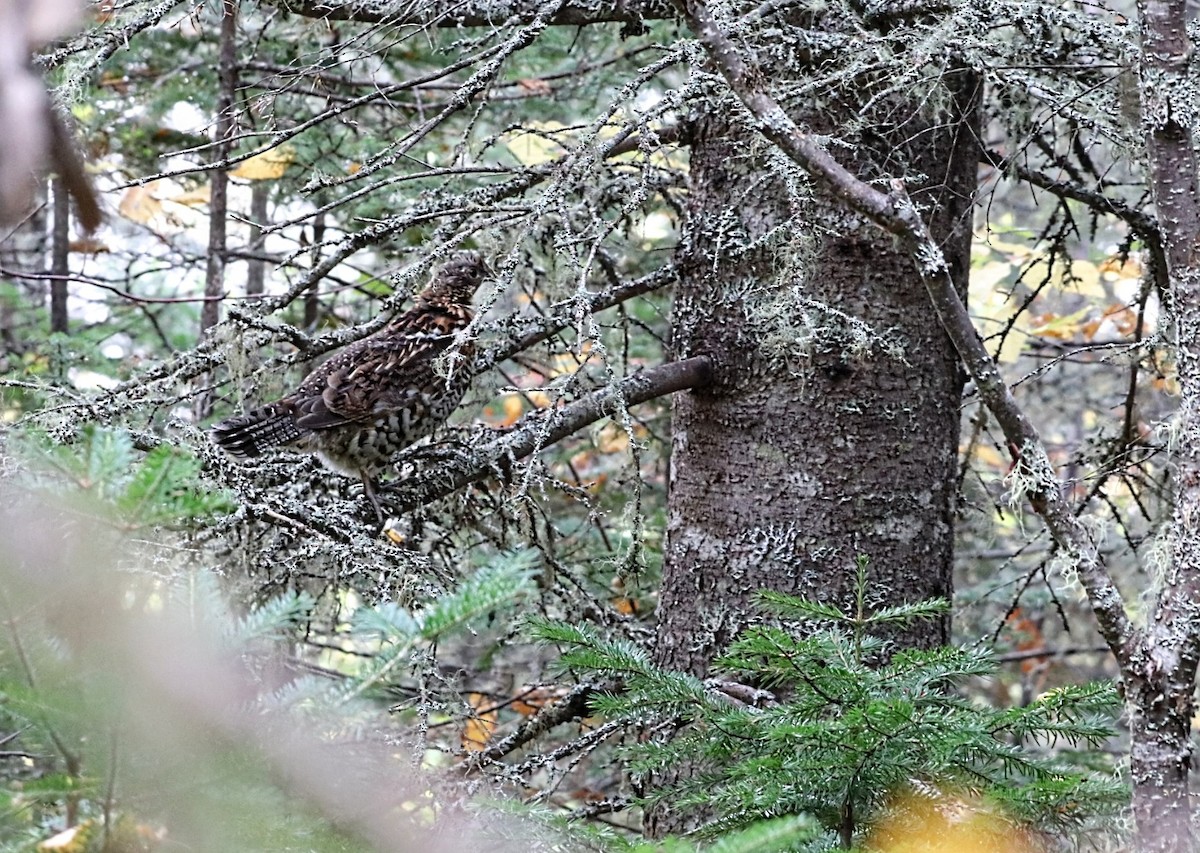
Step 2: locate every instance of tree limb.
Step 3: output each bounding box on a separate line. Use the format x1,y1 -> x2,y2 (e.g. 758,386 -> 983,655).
982,148 -> 1168,299
476,263 -> 677,369
467,681 -> 604,766
672,0 -> 1133,651
382,355 -> 712,513
38,0 -> 183,72
267,0 -> 672,27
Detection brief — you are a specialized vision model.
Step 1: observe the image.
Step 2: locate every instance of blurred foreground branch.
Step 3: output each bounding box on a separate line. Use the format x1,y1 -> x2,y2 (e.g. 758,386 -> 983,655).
0,493 -> 535,851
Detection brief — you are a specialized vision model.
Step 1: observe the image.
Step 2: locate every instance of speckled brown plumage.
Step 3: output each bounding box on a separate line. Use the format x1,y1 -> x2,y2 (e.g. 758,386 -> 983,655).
211,251 -> 490,518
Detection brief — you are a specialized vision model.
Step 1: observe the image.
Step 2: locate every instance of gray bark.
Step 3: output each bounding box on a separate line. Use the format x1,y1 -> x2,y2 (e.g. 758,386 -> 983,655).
1128,0 -> 1200,847
200,0 -> 238,340
245,182 -> 269,297
653,74 -> 979,679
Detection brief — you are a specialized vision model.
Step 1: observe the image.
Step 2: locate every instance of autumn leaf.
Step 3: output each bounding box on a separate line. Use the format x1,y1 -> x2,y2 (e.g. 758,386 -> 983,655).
171,183 -> 211,207
462,692 -> 497,752
483,394 -> 524,428
511,684 -> 568,716
69,236 -> 109,254
118,183 -> 165,225
231,144 -> 297,180
1027,307 -> 1090,341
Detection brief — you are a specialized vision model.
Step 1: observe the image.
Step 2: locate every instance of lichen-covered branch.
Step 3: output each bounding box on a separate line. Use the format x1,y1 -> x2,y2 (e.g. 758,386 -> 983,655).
265,0 -> 672,27
382,355 -> 712,513
671,0 -> 1133,652
467,681 -> 603,766
477,263 -> 676,369
39,0 -> 183,73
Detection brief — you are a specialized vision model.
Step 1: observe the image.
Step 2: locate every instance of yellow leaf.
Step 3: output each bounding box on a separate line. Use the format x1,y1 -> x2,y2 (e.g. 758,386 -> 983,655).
117,183 -> 164,225
595,421 -> 629,453
1027,307 -> 1090,340
994,330 -> 1026,365
231,144 -> 297,180
38,822 -> 91,852
1060,258 -> 1105,299
483,394 -> 524,428
171,183 -> 211,207
971,443 -> 1009,472
1100,255 -> 1142,281
1154,373 -> 1179,395
462,692 -> 497,752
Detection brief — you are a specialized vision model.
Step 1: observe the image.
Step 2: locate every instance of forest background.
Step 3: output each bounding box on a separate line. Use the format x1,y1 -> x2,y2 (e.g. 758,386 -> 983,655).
1,0 -> 1198,849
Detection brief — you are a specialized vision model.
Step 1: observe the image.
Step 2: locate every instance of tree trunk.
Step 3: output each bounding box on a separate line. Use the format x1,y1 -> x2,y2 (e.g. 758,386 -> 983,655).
200,0 -> 238,341
196,0 -> 239,421
245,181 -> 269,297
1125,671 -> 1196,851
49,175 -> 69,334
649,72 -> 979,833
1130,0 -> 1200,847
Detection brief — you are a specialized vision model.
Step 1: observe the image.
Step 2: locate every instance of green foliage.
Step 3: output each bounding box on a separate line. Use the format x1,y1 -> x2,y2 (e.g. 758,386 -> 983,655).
13,425 -> 233,527
340,553 -> 537,702
533,563 -> 1125,848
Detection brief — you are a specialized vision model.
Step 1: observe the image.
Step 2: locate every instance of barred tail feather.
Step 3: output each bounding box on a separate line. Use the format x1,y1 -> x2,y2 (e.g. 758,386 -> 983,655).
211,404 -> 303,460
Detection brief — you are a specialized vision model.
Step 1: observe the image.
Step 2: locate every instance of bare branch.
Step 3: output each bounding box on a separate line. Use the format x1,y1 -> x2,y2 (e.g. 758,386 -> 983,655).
38,0 -> 183,72
982,148 -> 1168,296
467,681 -> 603,765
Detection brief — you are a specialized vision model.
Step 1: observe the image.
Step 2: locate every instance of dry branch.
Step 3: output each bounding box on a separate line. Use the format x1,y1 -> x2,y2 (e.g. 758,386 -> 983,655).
468,681 -> 604,765
477,263 -> 677,369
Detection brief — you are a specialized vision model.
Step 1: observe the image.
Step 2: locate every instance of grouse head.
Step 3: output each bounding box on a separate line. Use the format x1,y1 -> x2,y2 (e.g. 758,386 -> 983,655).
416,250 -> 491,308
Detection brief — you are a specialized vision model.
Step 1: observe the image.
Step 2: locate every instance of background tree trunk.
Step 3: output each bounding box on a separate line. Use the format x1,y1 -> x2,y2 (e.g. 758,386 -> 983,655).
49,175 -> 69,334
199,0 -> 238,341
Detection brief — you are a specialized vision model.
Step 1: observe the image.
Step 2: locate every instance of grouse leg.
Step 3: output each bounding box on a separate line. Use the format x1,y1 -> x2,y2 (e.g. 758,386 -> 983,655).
361,473 -> 386,523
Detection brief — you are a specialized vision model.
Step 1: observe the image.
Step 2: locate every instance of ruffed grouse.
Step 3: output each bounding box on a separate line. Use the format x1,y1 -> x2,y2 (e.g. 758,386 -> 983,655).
211,251 -> 490,519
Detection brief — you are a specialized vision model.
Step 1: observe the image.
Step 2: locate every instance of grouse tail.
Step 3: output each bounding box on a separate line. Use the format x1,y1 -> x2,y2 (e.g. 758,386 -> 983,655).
210,403 -> 303,460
